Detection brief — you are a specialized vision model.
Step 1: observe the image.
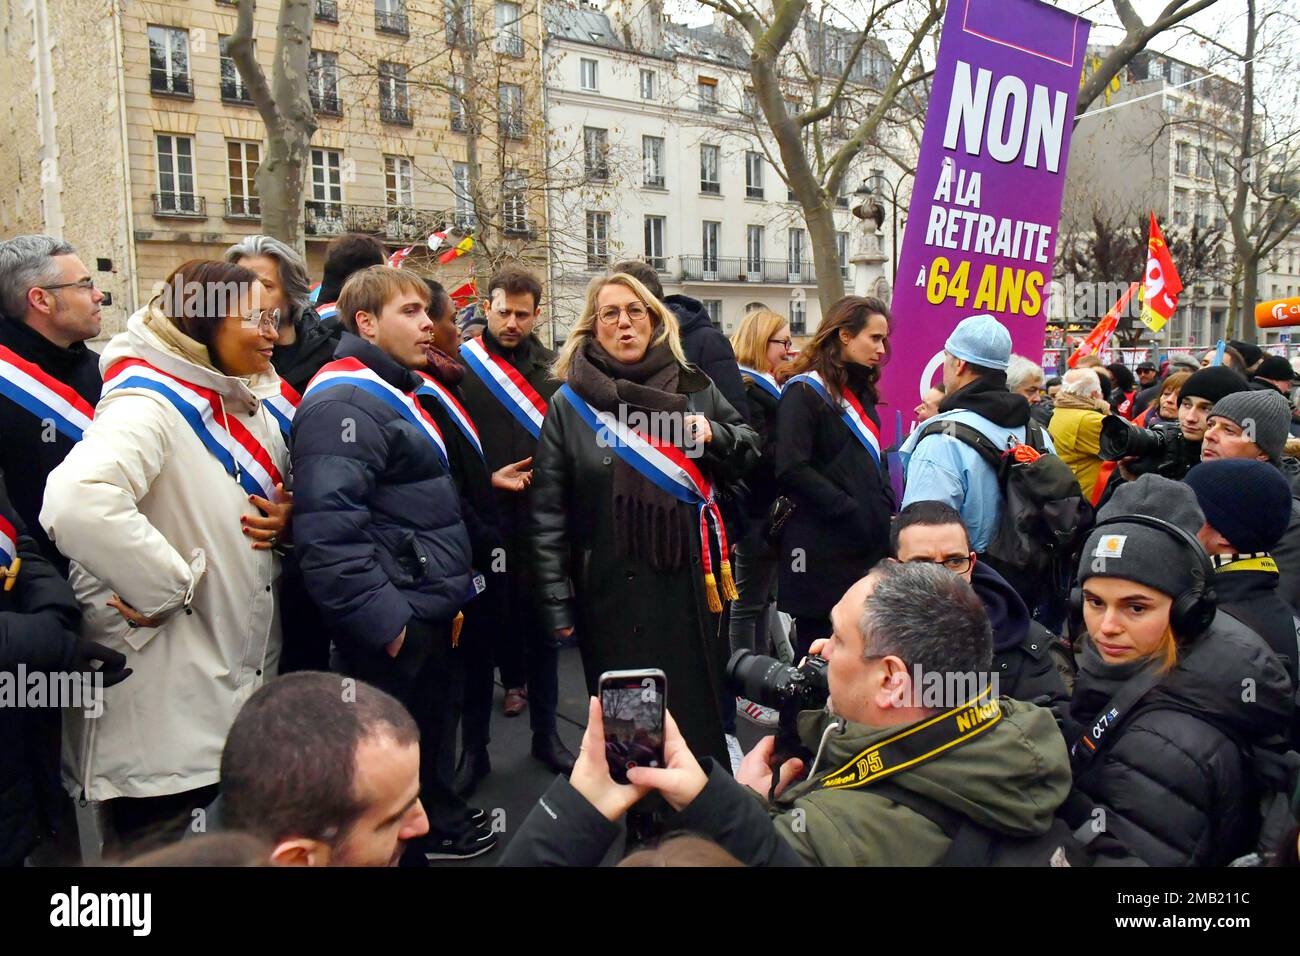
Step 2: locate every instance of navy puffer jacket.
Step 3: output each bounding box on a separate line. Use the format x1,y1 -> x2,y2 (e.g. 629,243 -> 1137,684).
291,334 -> 473,653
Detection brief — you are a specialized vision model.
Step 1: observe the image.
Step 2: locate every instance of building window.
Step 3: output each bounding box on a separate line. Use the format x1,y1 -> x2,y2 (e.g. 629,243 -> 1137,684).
742,88 -> 757,117
502,169 -> 529,235
226,140 -> 261,218
453,162 -> 476,230
315,0 -> 340,23
642,135 -> 665,189
379,62 -> 411,125
218,36 -> 253,103
155,133 -> 199,214
703,300 -> 722,329
580,58 -> 598,91
308,50 -> 341,114
640,69 -> 656,99
376,0 -> 409,36
700,144 -> 720,194
148,25 -> 191,96
698,76 -> 718,113
1173,187 -> 1189,225
586,211 -> 609,270
790,296 -> 806,334
1175,142 -> 1192,175
498,83 -> 524,139
837,231 -> 849,280
308,148 -> 344,229
745,151 -> 764,200
644,215 -> 666,271
788,228 -> 805,280
584,127 -> 608,181
494,1 -> 524,56
702,220 -> 720,276
450,75 -> 469,132
445,0 -> 474,46
385,155 -> 414,207
746,224 -> 764,276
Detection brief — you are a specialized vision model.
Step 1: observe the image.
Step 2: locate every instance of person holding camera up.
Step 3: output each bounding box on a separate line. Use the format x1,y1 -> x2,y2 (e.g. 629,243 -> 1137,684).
1058,475 -> 1293,866
771,296 -> 894,660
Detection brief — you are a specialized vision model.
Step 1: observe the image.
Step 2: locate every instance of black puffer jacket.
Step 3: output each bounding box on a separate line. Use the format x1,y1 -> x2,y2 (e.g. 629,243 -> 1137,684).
0,473 -> 81,866
1273,457 -> 1300,610
271,305 -> 343,395
664,294 -> 749,421
0,318 -> 101,572
773,370 -> 894,620
1061,616 -> 1294,866
971,561 -> 1070,705
290,334 -> 473,653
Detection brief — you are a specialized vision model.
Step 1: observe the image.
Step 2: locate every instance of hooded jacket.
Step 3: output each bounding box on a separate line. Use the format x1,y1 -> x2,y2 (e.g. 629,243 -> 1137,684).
1047,395 -> 1110,504
971,561 -> 1070,705
663,294 -> 750,421
900,377 -> 1055,552
270,304 -> 342,395
41,308 -> 286,801
1063,615 -> 1294,866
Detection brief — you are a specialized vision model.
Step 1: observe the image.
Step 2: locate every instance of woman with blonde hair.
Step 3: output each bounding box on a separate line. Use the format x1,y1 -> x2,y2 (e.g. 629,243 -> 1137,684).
531,273 -> 759,768
1060,475 -> 1292,865
724,308 -> 793,728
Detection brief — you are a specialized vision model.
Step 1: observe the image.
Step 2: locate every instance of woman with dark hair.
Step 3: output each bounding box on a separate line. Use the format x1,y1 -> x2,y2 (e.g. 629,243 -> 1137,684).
42,259 -> 291,855
772,296 -> 894,658
1105,362 -> 1138,419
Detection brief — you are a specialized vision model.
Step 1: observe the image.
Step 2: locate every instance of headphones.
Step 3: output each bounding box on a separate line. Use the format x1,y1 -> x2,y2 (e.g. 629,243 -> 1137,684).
1069,514 -> 1217,643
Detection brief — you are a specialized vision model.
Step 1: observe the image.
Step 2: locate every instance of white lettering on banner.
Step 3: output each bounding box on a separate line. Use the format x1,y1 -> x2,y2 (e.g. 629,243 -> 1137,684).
942,60 -> 1068,172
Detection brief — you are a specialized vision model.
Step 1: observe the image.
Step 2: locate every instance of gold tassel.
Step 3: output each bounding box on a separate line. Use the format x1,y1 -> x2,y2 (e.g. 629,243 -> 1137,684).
451,611 -> 464,648
2,557 -> 19,591
719,560 -> 739,603
704,572 -> 723,614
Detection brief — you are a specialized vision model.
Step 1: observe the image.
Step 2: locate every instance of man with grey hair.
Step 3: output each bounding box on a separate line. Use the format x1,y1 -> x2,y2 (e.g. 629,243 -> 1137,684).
541,560 -> 1073,865
0,234 -> 104,568
225,235 -> 342,393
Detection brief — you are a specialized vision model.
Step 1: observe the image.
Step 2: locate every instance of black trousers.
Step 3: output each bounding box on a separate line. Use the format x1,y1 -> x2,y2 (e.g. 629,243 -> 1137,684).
334,620 -> 470,840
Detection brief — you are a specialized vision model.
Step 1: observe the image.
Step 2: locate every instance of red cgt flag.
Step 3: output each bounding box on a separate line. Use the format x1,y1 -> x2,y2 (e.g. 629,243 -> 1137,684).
1068,282 -> 1138,368
1139,211 -> 1182,333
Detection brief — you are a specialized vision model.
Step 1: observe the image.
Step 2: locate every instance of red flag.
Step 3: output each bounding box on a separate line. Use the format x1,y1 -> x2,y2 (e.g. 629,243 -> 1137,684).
448,280 -> 477,306
437,235 -> 474,265
1139,212 -> 1182,333
387,245 -> 415,269
1068,282 -> 1138,368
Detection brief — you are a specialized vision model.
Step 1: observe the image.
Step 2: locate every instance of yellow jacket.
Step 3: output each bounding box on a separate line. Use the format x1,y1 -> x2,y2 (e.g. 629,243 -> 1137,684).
1048,403 -> 1108,502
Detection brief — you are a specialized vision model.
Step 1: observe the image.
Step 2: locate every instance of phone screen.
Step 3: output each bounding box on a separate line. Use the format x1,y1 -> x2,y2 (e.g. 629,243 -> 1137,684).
600,673 -> 666,785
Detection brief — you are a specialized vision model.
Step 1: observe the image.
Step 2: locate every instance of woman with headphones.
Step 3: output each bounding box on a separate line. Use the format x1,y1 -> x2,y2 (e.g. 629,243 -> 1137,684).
1061,474 -> 1294,866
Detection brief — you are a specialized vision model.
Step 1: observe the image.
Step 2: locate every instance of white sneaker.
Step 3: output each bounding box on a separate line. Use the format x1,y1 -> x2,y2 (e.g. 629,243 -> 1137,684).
725,733 -> 744,775
736,697 -> 779,728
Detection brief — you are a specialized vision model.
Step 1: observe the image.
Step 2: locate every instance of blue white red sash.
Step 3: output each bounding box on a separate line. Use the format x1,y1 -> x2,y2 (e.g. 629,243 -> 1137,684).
263,379 -> 301,440
0,344 -> 95,441
461,336 -> 547,439
558,384 -> 737,611
415,372 -> 484,461
102,358 -> 285,500
786,371 -> 882,466
305,358 -> 448,469
737,365 -> 783,400
0,513 -> 16,568
316,302 -> 339,323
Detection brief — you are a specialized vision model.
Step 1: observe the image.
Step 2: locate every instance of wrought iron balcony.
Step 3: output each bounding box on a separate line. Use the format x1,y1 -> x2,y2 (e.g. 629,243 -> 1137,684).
677,256 -> 817,284
311,89 -> 342,115
380,102 -> 414,126
315,0 -> 339,23
150,70 -> 192,97
376,10 -> 409,35
152,193 -> 207,218
304,202 -> 457,243
224,196 -> 261,220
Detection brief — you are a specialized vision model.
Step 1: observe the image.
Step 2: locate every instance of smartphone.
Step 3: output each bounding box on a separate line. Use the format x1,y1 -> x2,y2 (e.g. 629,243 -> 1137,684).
598,669 -> 666,785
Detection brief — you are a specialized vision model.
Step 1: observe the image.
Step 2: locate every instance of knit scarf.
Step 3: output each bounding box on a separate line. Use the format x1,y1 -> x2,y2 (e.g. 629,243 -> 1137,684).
1052,390 -> 1111,415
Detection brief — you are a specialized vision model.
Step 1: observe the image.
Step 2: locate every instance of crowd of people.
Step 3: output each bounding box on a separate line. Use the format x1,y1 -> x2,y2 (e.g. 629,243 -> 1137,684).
0,229 -> 1298,870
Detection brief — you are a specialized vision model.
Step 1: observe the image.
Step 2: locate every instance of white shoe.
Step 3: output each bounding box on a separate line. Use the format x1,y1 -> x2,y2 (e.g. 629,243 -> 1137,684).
736,697 -> 779,728
725,734 -> 744,775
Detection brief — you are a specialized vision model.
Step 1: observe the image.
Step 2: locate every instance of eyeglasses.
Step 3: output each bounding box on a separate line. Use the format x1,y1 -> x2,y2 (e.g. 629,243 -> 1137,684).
905,554 -> 973,574
241,308 -> 283,334
40,278 -> 97,292
596,302 -> 650,325
769,337 -> 794,350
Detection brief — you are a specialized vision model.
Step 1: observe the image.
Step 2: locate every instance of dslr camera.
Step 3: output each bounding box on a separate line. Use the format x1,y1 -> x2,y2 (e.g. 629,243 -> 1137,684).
1098,416 -> 1197,479
726,649 -> 829,769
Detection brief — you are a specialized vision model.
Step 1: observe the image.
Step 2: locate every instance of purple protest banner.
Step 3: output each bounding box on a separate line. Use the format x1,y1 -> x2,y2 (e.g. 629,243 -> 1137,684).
882,0 -> 1090,448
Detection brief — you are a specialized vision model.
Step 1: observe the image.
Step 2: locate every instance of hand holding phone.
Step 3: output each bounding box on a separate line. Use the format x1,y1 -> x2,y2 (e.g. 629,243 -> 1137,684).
598,669 -> 666,785
570,697 -> 650,821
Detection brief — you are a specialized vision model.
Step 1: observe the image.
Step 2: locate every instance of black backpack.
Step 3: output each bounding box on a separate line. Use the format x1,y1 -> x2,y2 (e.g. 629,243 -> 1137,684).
916,418 -> 1093,580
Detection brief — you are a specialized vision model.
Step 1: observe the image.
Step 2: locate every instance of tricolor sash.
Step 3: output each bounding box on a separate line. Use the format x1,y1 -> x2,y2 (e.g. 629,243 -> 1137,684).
305,358 -> 448,469
558,384 -> 738,612
0,513 -> 18,590
786,371 -> 882,466
461,336 -> 547,439
415,372 -> 484,461
738,365 -> 783,401
102,358 -> 285,500
264,379 -> 301,440
0,344 -> 95,441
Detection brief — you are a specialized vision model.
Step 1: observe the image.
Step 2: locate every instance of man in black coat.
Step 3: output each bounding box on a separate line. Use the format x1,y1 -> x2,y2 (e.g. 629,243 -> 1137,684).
891,501 -> 1071,704
455,265 -> 574,789
0,470 -> 128,865
612,260 -> 749,421
0,236 -> 104,572
291,266 -> 490,861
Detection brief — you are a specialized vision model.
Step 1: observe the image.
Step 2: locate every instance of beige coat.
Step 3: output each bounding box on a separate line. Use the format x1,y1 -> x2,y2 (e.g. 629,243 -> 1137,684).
41,309 -> 287,801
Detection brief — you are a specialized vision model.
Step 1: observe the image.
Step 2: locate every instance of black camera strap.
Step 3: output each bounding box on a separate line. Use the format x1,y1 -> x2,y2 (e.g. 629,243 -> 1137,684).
815,684 -> 1003,792
1068,663 -> 1165,774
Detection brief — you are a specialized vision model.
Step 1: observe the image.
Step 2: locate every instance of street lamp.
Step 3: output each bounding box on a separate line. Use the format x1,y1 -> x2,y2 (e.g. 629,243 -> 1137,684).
854,172 -> 904,285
